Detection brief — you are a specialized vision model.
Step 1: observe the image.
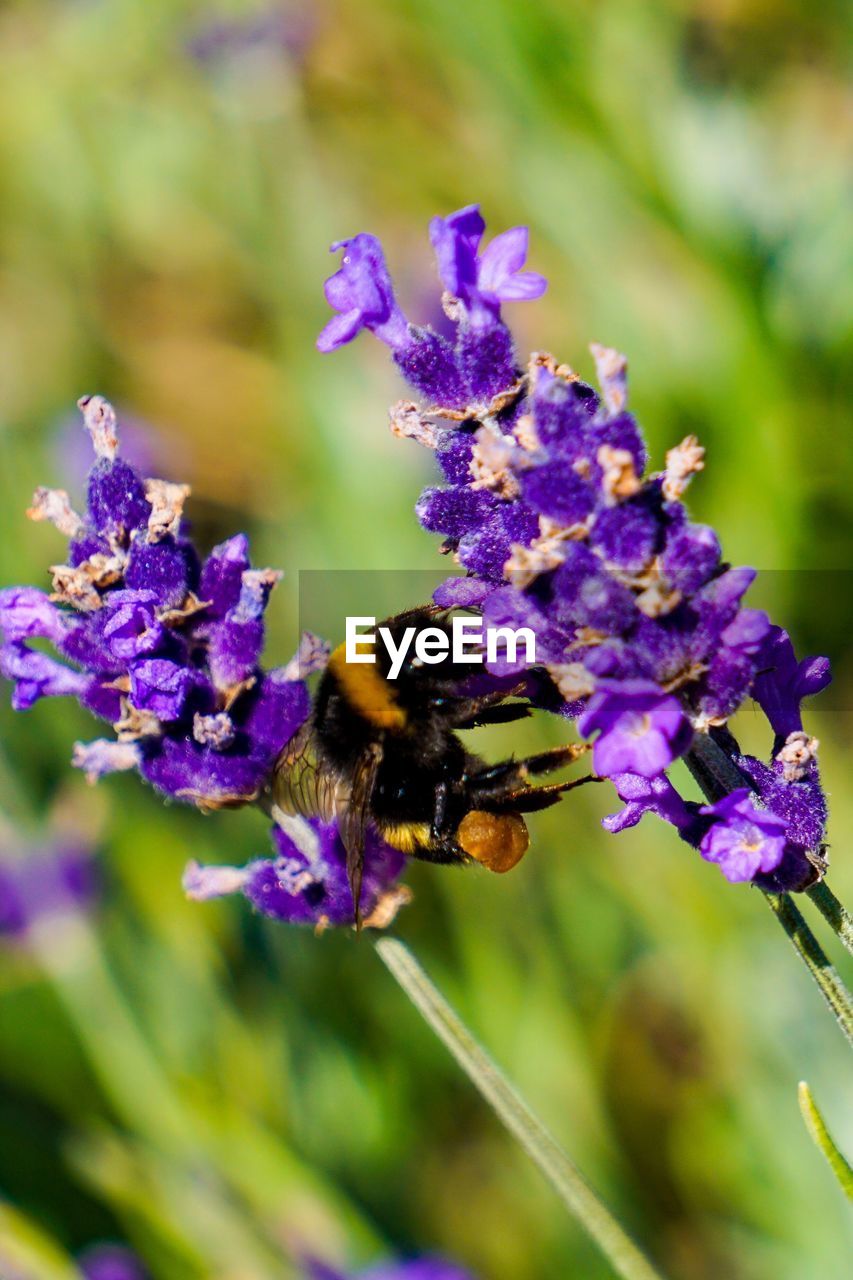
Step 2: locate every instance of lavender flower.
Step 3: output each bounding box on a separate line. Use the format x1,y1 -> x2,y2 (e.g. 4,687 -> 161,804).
429,204 -> 546,325
306,1256 -> 477,1280
318,203 -> 545,409
319,206 -> 831,893
318,235 -> 410,354
0,396 -> 305,810
698,790 -> 788,883
78,1244 -> 148,1280
577,681 -> 692,780
185,815 -> 409,930
184,6 -> 318,72
0,841 -> 96,941
0,398 -> 407,928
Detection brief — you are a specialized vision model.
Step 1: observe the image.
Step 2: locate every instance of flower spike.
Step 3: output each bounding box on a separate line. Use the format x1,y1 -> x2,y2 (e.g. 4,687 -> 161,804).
320,205 -> 831,892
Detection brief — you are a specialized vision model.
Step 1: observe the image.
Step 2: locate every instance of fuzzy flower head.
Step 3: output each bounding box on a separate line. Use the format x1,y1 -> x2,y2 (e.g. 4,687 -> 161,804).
0,399 -> 409,929
185,815 -> 410,931
319,206 -> 832,892
319,205 -> 547,411
0,396 -> 309,811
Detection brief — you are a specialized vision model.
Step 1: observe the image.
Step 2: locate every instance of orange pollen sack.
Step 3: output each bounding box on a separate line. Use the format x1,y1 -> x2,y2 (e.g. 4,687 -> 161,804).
456,810 -> 530,873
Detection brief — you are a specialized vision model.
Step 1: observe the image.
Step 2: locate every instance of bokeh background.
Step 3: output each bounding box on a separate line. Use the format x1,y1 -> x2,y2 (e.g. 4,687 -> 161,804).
0,1 -> 851,1277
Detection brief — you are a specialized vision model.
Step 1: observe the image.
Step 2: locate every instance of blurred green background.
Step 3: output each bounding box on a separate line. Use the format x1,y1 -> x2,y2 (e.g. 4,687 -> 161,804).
0,0 -> 851,1277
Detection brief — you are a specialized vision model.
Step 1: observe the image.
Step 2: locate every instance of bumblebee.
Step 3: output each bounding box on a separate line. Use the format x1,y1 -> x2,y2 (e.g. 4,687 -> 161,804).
272,605 -> 591,921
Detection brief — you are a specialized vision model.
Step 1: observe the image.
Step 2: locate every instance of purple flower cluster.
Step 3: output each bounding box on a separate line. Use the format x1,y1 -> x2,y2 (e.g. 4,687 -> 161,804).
185,814 -> 409,931
307,1256 -> 477,1280
78,1244 -> 149,1280
0,840 -> 96,942
318,205 -> 831,893
185,5 -> 316,67
317,204 -> 545,410
0,398 -> 406,928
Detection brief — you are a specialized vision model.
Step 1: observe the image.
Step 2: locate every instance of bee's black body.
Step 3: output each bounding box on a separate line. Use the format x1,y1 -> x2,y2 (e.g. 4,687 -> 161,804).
273,606 -> 589,916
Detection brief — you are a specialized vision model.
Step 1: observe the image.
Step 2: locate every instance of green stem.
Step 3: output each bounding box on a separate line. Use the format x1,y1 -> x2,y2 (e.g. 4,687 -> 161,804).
797,1082 -> 853,1200
762,894 -> 853,1050
807,881 -> 853,959
375,936 -> 667,1280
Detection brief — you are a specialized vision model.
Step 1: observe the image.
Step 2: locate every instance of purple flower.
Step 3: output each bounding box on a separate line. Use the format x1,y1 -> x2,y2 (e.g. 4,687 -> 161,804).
306,1257 -> 477,1280
578,682 -> 692,780
78,1244 -> 148,1280
752,625 -> 832,738
317,235 -> 409,354
0,843 -> 97,941
0,396 -> 311,813
0,587 -> 72,645
129,659 -> 195,721
602,772 -> 698,835
429,204 -> 485,301
430,204 -> 546,323
319,207 -> 549,407
184,815 -> 408,930
698,790 -> 788,883
0,396 -> 413,928
185,7 -> 316,67
102,590 -> 166,660
320,206 -> 832,891
0,644 -> 91,711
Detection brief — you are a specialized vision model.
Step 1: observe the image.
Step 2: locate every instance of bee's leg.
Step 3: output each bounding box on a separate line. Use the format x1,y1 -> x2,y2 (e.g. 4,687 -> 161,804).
432,778 -> 450,838
482,774 -> 601,814
454,701 -> 532,730
440,684 -> 527,728
472,743 -> 588,793
515,743 -> 590,778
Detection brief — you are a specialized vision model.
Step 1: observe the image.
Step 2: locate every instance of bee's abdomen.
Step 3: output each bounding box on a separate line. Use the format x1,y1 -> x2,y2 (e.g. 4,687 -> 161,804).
326,642 -> 407,731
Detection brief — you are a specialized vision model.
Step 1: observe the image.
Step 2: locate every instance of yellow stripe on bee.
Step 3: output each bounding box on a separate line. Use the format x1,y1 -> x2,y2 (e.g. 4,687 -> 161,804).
381,822 -> 432,853
327,640 -> 407,731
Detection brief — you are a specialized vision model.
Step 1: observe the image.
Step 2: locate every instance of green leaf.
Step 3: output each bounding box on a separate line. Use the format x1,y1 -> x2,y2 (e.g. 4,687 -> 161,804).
798,1081 -> 853,1201
0,1201 -> 80,1280
375,936 -> 668,1280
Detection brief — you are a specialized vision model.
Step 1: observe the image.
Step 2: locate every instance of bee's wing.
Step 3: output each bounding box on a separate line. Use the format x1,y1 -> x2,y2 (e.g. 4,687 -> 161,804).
272,721 -> 337,822
337,740 -> 383,928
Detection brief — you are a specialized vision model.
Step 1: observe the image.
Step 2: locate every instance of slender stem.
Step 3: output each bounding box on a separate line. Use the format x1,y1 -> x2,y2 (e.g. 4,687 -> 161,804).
762,895 -> 853,1049
797,1082 -> 853,1200
807,881 -> 853,959
375,936 -> 667,1280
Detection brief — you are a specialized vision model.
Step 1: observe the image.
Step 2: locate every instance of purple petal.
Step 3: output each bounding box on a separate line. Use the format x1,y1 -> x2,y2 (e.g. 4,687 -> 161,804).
198,535 -> 251,616
317,309 -> 366,353
317,234 -> 409,353
0,644 -> 89,710
477,226 -> 530,286
130,659 -> 195,721
0,587 -> 71,645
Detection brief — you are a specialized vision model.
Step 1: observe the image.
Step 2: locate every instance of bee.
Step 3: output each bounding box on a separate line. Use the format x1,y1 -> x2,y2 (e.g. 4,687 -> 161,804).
272,605 -> 592,922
